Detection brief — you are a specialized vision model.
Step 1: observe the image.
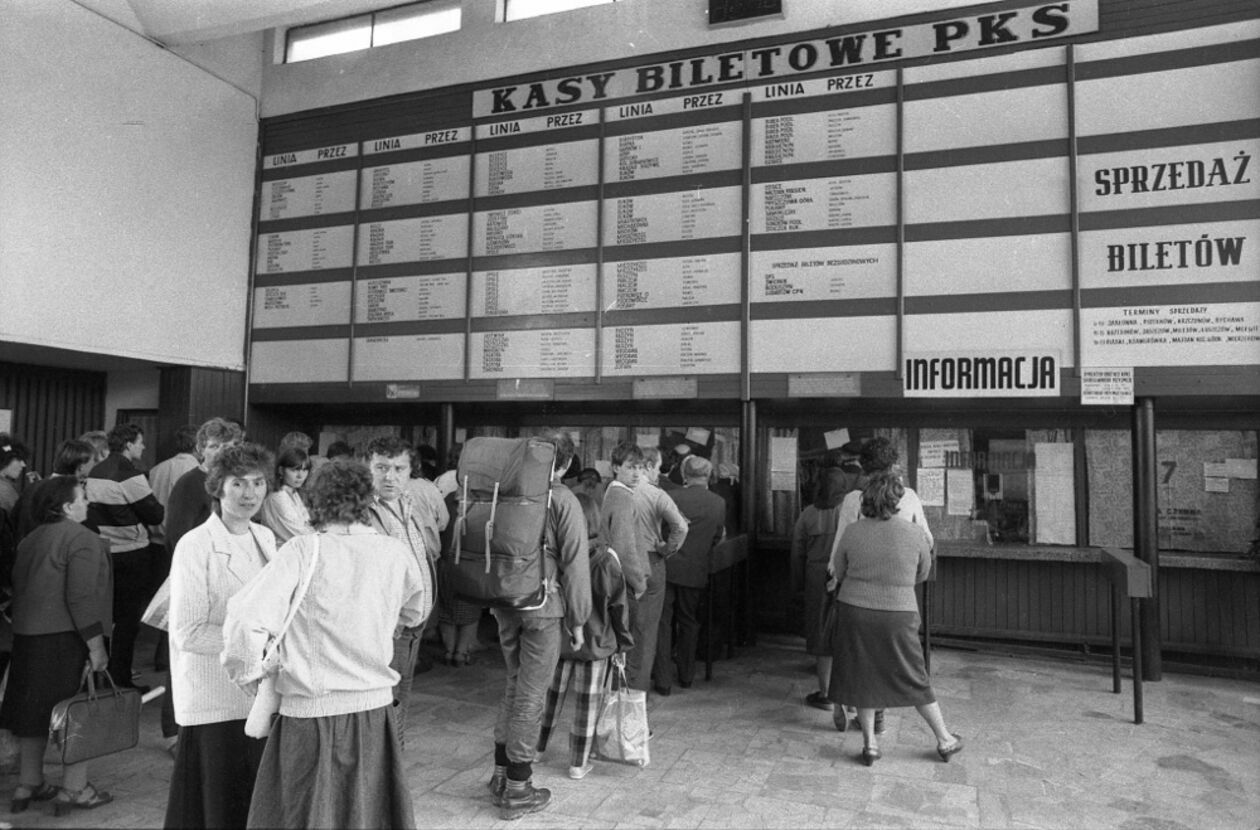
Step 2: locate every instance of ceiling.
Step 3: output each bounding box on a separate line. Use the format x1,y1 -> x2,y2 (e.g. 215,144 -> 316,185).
85,0 -> 397,45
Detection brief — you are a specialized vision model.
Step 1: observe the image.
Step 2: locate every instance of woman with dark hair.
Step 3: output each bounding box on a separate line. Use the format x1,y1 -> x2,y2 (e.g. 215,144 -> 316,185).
791,466 -> 853,710
164,442 -> 277,829
0,437 -> 29,514
260,446 -> 312,544
829,471 -> 962,766
0,475 -> 113,814
222,460 -> 431,829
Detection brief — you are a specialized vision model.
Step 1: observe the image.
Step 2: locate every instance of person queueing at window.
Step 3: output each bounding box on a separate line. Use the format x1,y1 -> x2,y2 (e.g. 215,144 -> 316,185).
537,491 -> 633,781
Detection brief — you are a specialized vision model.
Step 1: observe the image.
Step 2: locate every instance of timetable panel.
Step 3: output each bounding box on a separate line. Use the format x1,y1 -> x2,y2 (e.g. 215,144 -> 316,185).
605,121 -> 742,182
256,226 -> 355,274
360,155 -> 471,209
470,328 -> 596,379
601,321 -> 741,376
752,174 -> 897,234
354,274 -> 466,324
261,170 -> 358,221
471,264 -> 597,317
353,333 -> 466,381
254,282 -> 352,329
604,253 -> 742,311
603,187 -> 742,246
475,141 -> 599,196
473,201 -> 599,257
357,214 -> 469,266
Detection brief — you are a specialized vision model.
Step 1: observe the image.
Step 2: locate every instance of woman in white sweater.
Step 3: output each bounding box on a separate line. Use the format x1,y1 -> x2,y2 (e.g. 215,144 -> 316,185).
164,443 -> 277,829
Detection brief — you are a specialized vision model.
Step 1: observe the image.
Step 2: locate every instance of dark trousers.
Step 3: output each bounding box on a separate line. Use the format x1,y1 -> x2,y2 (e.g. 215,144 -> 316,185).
654,582 -> 704,689
626,555 -> 666,691
107,544 -> 157,686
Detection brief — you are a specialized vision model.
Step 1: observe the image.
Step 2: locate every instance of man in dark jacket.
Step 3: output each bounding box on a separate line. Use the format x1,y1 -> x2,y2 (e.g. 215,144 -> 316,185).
84,423 -> 164,688
655,455 -> 726,694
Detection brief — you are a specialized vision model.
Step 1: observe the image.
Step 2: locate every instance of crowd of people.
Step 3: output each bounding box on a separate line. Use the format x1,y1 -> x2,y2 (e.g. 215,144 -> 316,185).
0,422 -> 960,826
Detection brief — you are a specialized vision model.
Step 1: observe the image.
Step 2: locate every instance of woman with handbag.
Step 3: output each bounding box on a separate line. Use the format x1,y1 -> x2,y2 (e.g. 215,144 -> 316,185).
164,442 -> 277,828
222,459 -> 432,829
0,475 -> 113,814
828,470 -> 962,767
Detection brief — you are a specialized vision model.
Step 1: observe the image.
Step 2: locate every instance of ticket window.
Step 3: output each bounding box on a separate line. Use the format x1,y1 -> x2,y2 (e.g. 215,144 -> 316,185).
919,428 -> 1077,546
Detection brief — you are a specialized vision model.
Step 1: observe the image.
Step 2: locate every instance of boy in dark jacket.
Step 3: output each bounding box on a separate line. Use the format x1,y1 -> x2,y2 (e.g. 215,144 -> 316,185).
538,491 -> 633,781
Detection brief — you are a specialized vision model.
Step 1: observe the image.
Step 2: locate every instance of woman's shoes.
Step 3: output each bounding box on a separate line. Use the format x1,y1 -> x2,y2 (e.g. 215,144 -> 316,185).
11,782 -> 58,813
52,783 -> 112,816
805,691 -> 833,711
937,734 -> 964,762
454,651 -> 472,667
860,746 -> 881,766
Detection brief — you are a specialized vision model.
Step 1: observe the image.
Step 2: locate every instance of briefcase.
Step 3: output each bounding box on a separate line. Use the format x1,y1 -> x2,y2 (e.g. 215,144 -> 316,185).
49,667 -> 141,765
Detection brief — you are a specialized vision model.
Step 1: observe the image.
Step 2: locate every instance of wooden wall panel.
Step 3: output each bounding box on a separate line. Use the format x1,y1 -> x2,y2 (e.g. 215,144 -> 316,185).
156,367 -> 245,459
0,361 -> 105,476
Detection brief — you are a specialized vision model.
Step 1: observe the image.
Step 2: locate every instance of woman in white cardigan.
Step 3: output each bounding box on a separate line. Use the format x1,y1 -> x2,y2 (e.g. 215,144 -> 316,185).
164,443 -> 277,829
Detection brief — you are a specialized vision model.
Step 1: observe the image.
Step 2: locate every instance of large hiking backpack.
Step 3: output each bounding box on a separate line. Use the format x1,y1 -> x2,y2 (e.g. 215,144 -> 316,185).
441,437 -> 555,610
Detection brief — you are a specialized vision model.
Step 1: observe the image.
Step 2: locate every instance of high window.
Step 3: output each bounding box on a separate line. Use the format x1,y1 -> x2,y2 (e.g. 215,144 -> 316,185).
504,0 -> 617,22
285,2 -> 462,63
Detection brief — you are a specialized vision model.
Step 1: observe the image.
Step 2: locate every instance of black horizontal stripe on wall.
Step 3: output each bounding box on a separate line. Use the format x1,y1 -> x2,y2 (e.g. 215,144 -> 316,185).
905,214 -> 1071,242
469,312 -> 597,332
1080,200 -> 1260,231
251,325 -> 351,342
903,64 -> 1068,102
357,199 -> 474,223
904,139 -> 1069,170
357,258 -> 473,279
603,170 -> 745,198
603,104 -> 745,136
750,297 -> 897,320
471,248 -> 600,271
359,142 -> 474,166
1078,118 -> 1260,155
473,123 -> 602,152
353,319 -> 468,337
603,236 -> 743,261
472,185 -> 601,211
260,155 -> 361,181
603,304 -> 743,327
1075,38 -> 1260,82
751,85 -> 897,118
752,227 -> 898,249
254,268 -> 355,287
257,213 -> 357,234
752,156 -> 896,183
905,290 -> 1074,315
1082,280 -> 1260,308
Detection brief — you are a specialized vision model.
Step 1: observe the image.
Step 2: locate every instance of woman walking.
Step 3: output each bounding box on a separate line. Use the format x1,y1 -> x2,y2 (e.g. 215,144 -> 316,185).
165,443 -> 277,828
829,471 -> 962,766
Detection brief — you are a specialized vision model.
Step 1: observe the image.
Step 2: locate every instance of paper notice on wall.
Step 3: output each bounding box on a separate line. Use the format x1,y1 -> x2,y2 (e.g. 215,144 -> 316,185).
917,468 -> 945,507
1034,443 -> 1076,545
824,428 -> 850,450
771,436 -> 797,491
920,440 -> 959,468
946,469 -> 974,516
1225,458 -> 1257,479
0,409 -> 11,434
1203,462 -> 1229,479
1081,367 -> 1134,405
685,427 -> 711,445
1205,477 -> 1230,494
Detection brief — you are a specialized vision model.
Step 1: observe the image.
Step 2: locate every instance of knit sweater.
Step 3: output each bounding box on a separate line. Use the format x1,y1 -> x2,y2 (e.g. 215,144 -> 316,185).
833,517 -> 933,613
84,452 -> 164,553
10,519 -> 112,640
601,481 -> 644,595
168,513 -> 276,726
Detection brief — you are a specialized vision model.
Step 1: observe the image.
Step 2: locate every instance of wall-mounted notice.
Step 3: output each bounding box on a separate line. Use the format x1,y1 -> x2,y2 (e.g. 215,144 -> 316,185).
471,264 -> 597,317
361,155 -> 471,208
770,435 -> 797,491
603,188 -> 742,246
475,140 -> 599,195
751,173 -> 896,234
1079,139 -> 1260,213
1081,302 -> 1260,367
750,244 -> 895,303
358,215 -> 469,265
919,440 -> 960,469
601,321 -> 741,376
470,327 -> 596,379
261,170 -> 357,220
353,333 -> 465,381
904,350 -> 1061,398
354,274 -> 466,323
254,283 -> 351,329
474,201 -> 598,256
603,254 -> 742,310
606,122 -> 742,181
917,468 -> 945,507
1080,367 -> 1134,405
256,226 -> 354,273
946,468 -> 974,516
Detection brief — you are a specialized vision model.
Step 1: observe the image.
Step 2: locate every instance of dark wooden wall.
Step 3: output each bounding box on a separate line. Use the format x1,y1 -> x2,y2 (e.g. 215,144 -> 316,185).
0,361 -> 106,476
156,367 -> 245,459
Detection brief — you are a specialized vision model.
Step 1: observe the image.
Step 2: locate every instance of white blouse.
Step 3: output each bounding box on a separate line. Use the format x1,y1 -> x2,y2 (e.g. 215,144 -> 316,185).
260,488 -> 312,544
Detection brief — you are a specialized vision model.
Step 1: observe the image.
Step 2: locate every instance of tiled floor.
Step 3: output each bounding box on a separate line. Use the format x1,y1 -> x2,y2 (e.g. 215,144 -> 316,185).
2,634 -> 1257,829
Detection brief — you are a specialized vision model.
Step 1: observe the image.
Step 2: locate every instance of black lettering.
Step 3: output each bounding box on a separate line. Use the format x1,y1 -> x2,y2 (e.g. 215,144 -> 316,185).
1031,4 -> 1071,38
933,20 -> 968,53
825,34 -> 866,66
492,86 -> 517,114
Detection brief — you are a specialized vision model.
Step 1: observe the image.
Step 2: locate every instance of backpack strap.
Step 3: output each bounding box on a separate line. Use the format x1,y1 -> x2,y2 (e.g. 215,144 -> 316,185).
453,473 -> 468,564
483,481 -> 500,574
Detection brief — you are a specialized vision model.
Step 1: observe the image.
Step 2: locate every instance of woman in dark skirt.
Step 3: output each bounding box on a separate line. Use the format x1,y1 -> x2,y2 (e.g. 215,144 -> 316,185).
829,471 -> 963,766
165,443 -> 277,828
0,476 -> 113,815
222,460 -> 432,829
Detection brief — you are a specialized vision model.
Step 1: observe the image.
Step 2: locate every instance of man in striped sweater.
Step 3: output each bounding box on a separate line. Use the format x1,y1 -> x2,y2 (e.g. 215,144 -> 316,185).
85,423 -> 164,689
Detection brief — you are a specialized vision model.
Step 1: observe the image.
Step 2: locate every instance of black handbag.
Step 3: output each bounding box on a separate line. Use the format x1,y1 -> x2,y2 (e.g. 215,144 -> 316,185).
820,587 -> 843,653
49,666 -> 142,765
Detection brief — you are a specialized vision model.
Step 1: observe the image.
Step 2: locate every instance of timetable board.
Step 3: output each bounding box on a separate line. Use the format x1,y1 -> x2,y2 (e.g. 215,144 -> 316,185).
250,6 -> 1260,400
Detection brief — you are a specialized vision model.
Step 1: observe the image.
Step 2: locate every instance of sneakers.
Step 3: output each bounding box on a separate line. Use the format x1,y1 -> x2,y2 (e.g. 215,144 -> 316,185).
500,780 -> 551,821
568,761 -> 594,780
487,771 -> 506,807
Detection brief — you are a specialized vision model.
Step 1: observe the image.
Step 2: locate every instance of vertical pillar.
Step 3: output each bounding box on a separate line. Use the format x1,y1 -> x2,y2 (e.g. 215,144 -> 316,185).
438,403 -> 456,474
1131,397 -> 1161,680
738,399 -> 757,645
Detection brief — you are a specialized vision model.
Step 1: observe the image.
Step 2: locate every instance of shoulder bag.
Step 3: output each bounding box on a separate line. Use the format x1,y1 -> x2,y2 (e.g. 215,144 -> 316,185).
49,667 -> 142,765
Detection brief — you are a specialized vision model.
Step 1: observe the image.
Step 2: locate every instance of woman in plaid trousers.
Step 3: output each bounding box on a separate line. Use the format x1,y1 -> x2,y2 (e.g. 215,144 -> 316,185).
538,491 -> 634,780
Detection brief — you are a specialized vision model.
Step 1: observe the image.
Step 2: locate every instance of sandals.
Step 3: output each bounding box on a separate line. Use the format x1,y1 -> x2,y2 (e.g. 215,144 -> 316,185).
53,783 -> 113,816
11,781 -> 58,813
937,734 -> 964,762
453,651 -> 473,667
860,746 -> 881,766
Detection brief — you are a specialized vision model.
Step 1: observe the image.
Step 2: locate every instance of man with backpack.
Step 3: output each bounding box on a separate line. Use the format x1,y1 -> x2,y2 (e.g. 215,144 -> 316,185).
485,430 -> 592,821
